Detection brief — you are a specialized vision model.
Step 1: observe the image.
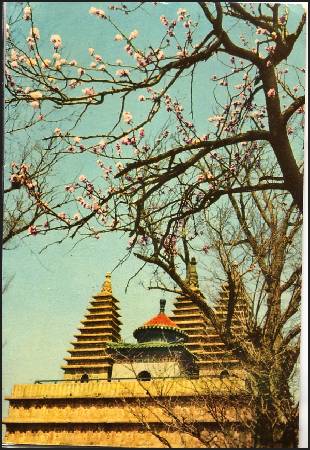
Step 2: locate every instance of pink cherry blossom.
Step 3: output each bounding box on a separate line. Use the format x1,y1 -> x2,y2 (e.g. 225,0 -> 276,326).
54,128 -> 62,136
10,174 -> 21,185
65,184 -> 75,193
23,6 -> 31,20
267,88 -> 276,98
297,106 -> 304,114
82,87 -> 95,96
208,115 -> 224,123
114,34 -> 123,41
123,111 -> 133,124
156,50 -> 165,60
139,129 -> 145,137
42,58 -> 51,68
30,27 -> 40,40
104,167 -> 112,179
79,175 -> 87,182
177,8 -> 187,21
113,143 -> 121,155
266,45 -> 275,54
202,244 -> 209,254
121,136 -> 130,145
127,236 -> 135,249
50,34 -> 62,49
160,15 -> 169,26
28,225 -> 38,236
139,235 -> 149,246
26,37 -> 35,50
129,30 -> 139,40
30,100 -> 40,109
88,48 -> 95,56
92,202 -> 100,211
69,79 -> 78,89
98,139 -> 107,149
138,95 -> 145,102
116,69 -> 130,77
197,174 -> 206,183
176,49 -> 189,58
89,7 -> 106,18
219,79 -> 228,86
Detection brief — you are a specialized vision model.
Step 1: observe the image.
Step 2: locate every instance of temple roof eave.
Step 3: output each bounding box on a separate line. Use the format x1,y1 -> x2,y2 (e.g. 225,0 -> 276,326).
107,342 -> 199,359
133,324 -> 188,337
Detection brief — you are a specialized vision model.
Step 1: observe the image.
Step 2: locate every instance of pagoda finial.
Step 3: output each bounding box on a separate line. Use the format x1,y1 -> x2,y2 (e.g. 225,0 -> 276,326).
188,257 -> 199,288
101,272 -> 112,295
231,261 -> 241,284
160,298 -> 166,313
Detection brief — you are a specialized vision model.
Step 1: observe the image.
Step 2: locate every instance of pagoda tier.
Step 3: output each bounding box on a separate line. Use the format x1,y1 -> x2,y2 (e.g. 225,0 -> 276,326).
170,259 -> 250,375
62,273 -> 121,380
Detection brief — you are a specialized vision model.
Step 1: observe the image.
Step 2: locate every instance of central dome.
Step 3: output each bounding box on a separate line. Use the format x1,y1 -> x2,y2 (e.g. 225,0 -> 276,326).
144,312 -> 179,328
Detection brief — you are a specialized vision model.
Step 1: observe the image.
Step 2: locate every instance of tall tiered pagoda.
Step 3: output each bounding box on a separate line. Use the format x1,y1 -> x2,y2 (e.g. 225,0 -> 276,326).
170,258 -> 249,376
62,272 -> 121,380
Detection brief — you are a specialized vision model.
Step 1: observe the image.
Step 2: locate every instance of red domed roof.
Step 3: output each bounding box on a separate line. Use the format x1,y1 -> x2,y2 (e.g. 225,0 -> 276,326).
143,312 -> 178,328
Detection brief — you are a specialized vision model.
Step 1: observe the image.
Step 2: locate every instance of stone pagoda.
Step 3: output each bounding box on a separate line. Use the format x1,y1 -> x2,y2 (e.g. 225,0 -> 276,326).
170,258 -> 249,376
62,272 -> 121,380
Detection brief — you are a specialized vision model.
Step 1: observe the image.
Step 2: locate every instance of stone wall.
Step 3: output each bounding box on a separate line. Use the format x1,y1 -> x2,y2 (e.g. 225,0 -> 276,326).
4,378 -> 252,447
111,360 -> 183,380
5,424 -> 252,447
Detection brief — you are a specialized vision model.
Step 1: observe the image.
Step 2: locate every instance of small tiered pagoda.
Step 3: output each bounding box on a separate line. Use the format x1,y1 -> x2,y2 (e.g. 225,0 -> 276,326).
62,272 -> 121,380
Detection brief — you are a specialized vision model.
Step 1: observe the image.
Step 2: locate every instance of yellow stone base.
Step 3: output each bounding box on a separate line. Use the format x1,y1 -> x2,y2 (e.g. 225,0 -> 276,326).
4,378 -> 251,447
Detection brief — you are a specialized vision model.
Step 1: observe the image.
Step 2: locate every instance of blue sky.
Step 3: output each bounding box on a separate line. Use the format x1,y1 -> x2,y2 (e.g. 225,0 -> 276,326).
2,2 -> 214,413
3,1 -> 307,421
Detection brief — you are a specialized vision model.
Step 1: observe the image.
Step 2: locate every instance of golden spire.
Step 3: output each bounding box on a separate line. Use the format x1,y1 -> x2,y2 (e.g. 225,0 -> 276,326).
100,272 -> 112,295
231,261 -> 241,283
187,257 -> 199,289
